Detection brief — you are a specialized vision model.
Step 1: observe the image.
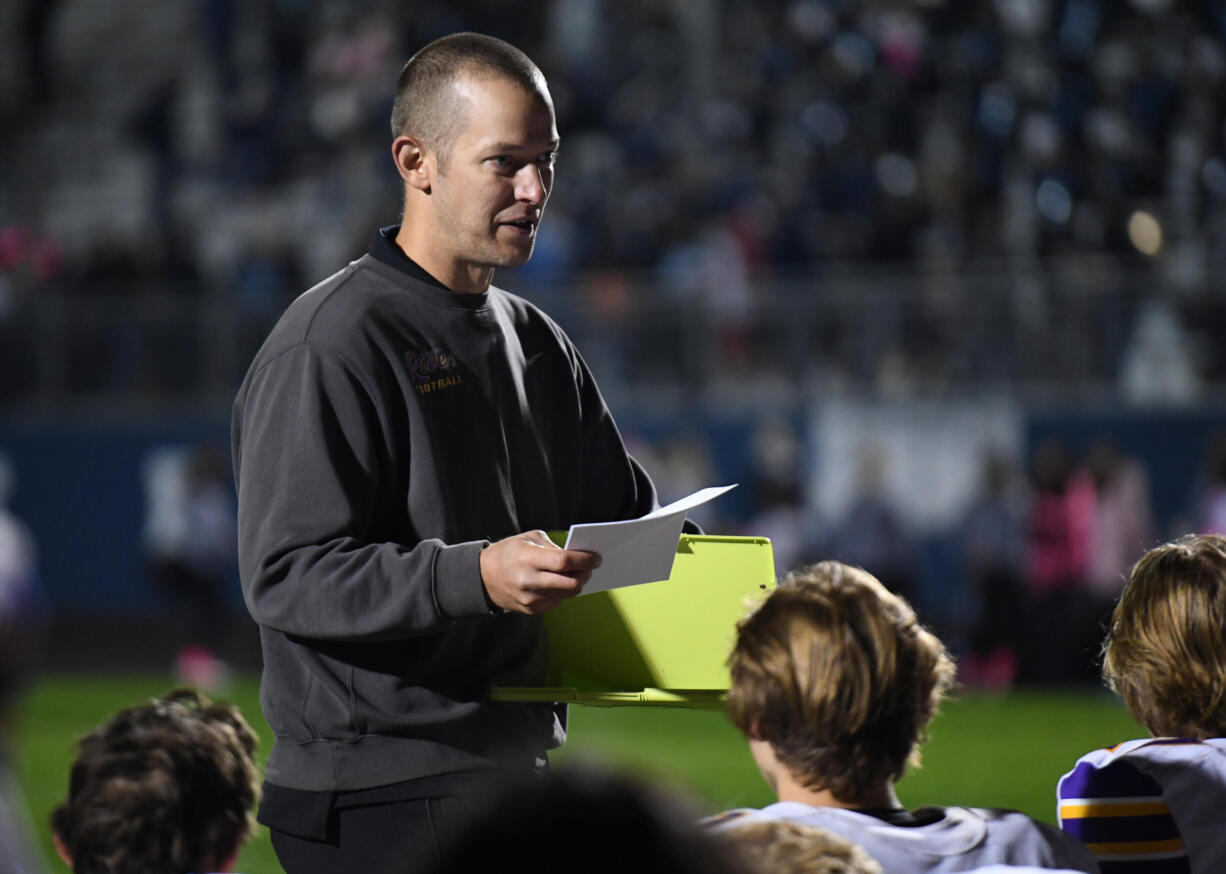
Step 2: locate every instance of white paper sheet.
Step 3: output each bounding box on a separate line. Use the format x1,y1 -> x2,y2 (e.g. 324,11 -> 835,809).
564,484 -> 737,594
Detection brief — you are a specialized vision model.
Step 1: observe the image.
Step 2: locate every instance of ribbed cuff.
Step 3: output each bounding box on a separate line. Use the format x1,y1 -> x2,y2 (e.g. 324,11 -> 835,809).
433,540 -> 495,619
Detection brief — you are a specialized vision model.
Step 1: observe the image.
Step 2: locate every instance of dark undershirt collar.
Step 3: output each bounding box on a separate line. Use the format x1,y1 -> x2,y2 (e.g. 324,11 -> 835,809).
369,225 -> 451,291
855,806 -> 945,827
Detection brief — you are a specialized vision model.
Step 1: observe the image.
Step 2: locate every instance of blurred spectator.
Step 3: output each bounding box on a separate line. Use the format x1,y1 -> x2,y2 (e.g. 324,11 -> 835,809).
6,1 -> 1226,405
426,762 -> 753,874
50,688 -> 259,874
743,416 -> 807,576
1193,430 -> 1226,536
958,451 -> 1028,690
819,443 -> 917,603
1085,437 -> 1154,604
1020,438 -> 1098,685
0,455 -> 50,874
141,443 -> 237,689
1118,299 -> 1201,405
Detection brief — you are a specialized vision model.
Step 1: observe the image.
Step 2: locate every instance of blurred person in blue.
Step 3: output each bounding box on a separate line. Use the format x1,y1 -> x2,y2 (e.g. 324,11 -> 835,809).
707,561 -> 1100,873
1058,534 -> 1226,874
232,31 -> 690,874
819,443 -> 917,604
50,688 -> 258,874
958,451 -> 1027,690
0,454 -> 50,874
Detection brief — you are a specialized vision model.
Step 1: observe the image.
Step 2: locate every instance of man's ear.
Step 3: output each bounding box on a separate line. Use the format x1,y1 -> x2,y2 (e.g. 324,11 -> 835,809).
392,135 -> 432,193
748,716 -> 765,741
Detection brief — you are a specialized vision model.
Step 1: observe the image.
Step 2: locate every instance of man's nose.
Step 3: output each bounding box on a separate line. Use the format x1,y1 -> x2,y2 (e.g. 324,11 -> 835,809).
515,164 -> 547,204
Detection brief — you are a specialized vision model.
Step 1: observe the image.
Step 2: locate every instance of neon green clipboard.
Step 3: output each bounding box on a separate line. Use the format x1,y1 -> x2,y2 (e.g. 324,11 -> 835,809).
489,534 -> 775,709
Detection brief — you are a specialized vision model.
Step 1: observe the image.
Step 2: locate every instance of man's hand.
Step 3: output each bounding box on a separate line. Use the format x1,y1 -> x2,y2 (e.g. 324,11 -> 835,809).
480,530 -> 601,615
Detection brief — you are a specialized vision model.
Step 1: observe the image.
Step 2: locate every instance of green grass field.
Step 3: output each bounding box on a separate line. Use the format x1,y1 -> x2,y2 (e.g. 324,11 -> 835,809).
11,674 -> 1143,874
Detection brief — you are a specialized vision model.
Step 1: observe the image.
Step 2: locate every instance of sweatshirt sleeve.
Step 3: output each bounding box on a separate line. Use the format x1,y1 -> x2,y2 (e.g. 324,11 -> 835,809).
233,342 -> 491,642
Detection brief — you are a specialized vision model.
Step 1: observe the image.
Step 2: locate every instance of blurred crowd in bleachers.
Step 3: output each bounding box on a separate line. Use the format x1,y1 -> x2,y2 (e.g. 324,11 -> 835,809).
2,0 -> 1226,405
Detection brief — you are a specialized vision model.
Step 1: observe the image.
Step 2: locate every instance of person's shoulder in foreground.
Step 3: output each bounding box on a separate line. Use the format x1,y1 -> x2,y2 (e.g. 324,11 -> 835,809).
50,687 -> 259,874
1058,533 -> 1226,874
707,560 -> 1100,873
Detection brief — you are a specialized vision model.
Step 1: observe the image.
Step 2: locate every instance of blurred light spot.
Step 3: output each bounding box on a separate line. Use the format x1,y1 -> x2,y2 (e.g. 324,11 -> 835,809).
1020,112 -> 1061,163
977,84 -> 1016,137
1203,157 -> 1226,200
832,33 -> 876,78
1035,179 -> 1073,224
788,0 -> 835,42
801,100 -> 848,147
875,153 -> 918,197
1127,210 -> 1163,256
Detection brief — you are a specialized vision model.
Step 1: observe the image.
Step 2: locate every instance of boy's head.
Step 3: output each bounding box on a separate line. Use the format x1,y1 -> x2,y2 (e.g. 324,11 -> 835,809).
1103,533 -> 1226,739
726,562 -> 955,802
51,688 -> 259,874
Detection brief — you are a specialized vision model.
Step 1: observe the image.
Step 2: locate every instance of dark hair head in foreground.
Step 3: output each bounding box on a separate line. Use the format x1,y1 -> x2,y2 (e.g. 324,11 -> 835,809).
428,761 -> 753,874
1104,532 -> 1226,739
51,687 -> 259,874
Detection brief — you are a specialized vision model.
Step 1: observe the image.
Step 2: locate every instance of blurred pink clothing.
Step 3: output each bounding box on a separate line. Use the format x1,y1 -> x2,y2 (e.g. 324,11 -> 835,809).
1027,471 -> 1095,593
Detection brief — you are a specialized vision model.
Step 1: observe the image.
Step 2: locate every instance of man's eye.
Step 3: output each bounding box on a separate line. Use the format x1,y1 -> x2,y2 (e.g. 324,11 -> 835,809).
490,156 -> 513,169
538,153 -> 557,168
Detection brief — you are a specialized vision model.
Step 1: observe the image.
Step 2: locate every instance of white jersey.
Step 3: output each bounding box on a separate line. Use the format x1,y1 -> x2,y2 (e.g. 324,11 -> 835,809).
965,868 -> 1088,873
1058,737 -> 1226,874
706,802 -> 1100,873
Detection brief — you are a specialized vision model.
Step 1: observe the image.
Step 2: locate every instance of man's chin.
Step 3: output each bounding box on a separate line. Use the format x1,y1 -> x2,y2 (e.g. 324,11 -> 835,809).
495,244 -> 535,268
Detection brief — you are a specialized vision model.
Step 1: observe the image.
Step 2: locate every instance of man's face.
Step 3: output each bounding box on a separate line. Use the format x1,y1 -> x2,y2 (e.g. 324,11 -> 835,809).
427,74 -> 559,275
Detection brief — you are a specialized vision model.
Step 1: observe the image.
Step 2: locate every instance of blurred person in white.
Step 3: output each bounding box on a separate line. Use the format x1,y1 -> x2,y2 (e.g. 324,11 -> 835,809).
1058,534 -> 1226,874
50,688 -> 259,874
0,453 -> 50,874
707,561 -> 1100,873
141,443 -> 237,689
1085,437 -> 1153,626
715,819 -> 884,874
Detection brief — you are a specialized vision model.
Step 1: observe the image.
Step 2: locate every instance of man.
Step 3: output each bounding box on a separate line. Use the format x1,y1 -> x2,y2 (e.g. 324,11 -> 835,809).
50,688 -> 259,874
1058,534 -> 1226,874
706,562 -> 1100,873
232,32 -> 672,873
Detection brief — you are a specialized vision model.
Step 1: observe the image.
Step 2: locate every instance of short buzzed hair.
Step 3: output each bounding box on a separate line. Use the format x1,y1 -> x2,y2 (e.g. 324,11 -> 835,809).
726,562 -> 955,802
1103,533 -> 1226,739
390,32 -> 548,170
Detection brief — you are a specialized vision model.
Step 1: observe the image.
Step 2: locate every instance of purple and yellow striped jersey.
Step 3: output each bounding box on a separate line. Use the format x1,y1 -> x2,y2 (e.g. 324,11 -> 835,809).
1058,737 -> 1226,874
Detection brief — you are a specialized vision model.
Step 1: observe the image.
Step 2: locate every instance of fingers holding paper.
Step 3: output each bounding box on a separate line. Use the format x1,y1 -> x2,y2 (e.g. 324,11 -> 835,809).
480,530 -> 602,614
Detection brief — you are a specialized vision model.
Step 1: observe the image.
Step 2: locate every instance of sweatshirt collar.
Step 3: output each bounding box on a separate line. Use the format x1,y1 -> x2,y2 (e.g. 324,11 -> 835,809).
369,226 -> 493,310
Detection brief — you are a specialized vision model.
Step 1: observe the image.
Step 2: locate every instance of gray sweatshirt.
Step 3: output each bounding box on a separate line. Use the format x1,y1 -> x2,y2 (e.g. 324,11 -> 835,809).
232,236 -> 658,791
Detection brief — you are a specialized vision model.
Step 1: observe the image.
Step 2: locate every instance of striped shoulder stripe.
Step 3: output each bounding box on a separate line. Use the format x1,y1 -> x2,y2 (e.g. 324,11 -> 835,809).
1059,756 -> 1182,850
1085,838 -> 1185,859
1059,798 -> 1170,818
